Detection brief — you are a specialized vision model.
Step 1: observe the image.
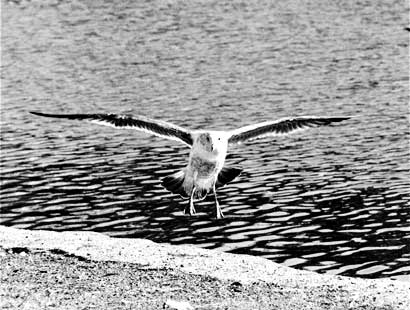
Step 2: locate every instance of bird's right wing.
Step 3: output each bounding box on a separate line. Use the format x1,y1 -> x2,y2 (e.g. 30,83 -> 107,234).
228,116 -> 350,144
30,112 -> 194,147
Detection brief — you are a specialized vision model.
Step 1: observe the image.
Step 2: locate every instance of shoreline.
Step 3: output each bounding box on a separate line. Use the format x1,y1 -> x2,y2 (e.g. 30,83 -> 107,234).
1,225 -> 409,309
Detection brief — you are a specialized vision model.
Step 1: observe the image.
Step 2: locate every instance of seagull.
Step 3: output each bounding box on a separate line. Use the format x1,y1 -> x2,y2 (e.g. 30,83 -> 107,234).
30,111 -> 349,218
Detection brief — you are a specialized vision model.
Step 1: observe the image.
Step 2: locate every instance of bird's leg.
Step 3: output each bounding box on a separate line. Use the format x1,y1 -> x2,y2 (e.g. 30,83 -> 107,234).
184,186 -> 197,216
213,185 -> 224,219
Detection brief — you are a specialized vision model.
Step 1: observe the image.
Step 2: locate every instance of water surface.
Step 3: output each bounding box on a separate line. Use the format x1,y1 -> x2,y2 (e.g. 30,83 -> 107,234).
1,0 -> 409,280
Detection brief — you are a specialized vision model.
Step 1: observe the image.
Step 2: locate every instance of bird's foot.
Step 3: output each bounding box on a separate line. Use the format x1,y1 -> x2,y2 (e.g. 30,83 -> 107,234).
215,203 -> 224,219
184,202 -> 196,216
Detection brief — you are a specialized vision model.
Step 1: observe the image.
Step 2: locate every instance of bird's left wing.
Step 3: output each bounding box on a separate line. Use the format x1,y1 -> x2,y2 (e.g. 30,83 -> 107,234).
228,116 -> 350,144
30,112 -> 194,147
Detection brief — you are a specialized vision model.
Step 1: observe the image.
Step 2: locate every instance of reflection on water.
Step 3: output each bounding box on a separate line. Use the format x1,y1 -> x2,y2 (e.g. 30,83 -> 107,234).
1,0 -> 409,280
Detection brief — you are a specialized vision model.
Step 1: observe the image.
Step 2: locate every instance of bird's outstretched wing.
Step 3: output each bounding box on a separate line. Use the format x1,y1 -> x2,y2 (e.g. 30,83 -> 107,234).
228,116 -> 349,144
30,112 -> 193,147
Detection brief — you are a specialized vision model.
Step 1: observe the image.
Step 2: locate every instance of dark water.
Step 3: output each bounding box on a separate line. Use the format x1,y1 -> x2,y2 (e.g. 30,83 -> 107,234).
1,0 -> 409,280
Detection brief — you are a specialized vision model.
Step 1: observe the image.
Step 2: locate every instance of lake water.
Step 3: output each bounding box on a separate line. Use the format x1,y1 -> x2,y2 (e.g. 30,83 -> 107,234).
1,0 -> 409,280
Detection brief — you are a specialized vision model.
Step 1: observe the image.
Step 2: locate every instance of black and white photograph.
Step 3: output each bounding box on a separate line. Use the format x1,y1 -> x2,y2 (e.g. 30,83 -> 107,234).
1,0 -> 409,309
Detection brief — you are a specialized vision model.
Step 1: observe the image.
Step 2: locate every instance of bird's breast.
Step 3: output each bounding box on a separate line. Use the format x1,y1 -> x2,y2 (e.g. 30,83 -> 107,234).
190,156 -> 219,178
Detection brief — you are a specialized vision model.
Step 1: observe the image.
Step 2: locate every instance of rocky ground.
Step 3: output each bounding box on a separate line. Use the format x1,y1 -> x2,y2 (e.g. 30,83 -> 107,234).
0,249 -> 336,310
0,226 -> 409,310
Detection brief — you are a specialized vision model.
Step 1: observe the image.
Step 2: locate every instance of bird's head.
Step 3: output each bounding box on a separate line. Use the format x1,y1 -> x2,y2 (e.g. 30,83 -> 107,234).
197,132 -> 227,155
198,133 -> 213,152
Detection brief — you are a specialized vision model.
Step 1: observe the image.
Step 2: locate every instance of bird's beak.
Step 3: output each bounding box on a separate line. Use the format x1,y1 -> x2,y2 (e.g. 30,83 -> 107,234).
211,143 -> 218,154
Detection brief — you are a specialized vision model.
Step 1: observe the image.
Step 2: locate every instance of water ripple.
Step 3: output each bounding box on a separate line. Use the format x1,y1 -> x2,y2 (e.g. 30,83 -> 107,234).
1,0 -> 409,280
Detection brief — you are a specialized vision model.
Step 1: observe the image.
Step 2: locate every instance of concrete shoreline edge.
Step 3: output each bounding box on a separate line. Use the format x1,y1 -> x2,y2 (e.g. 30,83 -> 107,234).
1,225 -> 409,309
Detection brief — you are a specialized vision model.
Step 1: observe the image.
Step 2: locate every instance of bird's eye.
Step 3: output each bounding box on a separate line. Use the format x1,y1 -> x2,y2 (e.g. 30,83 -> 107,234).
218,138 -> 221,141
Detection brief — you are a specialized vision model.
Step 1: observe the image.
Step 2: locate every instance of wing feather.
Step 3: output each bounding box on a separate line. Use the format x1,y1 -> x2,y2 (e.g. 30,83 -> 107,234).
30,112 -> 193,146
228,116 -> 349,144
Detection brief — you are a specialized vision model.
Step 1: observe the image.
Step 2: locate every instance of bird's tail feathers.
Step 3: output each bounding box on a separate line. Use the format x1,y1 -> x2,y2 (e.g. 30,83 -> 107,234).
161,170 -> 189,198
216,167 -> 242,188
162,166 -> 242,200
161,170 -> 209,200
193,188 -> 209,201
